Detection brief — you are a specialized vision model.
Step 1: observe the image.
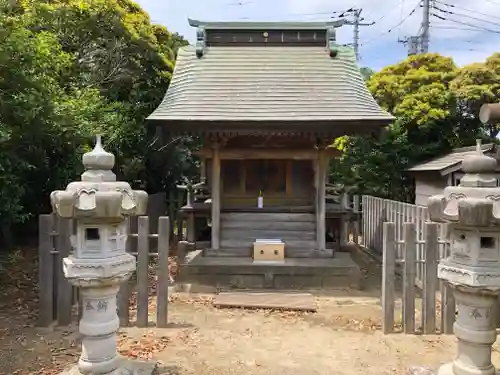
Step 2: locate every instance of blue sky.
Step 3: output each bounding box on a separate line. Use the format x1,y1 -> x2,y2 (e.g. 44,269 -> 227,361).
135,0 -> 500,70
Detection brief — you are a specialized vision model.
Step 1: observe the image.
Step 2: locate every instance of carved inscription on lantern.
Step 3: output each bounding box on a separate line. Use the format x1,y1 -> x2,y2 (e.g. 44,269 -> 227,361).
85,299 -> 109,312
456,303 -> 493,330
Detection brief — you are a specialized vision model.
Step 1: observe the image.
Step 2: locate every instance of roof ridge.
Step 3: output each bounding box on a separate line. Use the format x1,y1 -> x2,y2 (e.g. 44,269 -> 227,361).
188,18 -> 345,30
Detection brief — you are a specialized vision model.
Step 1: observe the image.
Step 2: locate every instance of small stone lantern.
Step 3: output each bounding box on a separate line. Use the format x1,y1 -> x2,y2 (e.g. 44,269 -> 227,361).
428,139 -> 500,375
51,136 -> 152,375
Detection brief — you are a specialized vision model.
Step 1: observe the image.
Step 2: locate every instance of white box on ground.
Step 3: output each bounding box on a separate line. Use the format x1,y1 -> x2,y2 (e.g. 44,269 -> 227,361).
253,239 -> 285,263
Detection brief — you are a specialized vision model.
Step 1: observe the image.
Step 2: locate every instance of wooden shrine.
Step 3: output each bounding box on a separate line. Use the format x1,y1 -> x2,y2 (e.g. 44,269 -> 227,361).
147,19 -> 394,288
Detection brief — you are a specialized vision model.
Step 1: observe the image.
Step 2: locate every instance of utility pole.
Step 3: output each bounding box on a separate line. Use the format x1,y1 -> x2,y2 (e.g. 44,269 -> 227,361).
398,0 -> 432,56
398,36 -> 420,56
343,8 -> 374,61
420,0 -> 431,53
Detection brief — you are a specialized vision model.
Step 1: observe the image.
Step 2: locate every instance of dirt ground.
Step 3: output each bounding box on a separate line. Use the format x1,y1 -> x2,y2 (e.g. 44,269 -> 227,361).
2,248 -> 500,375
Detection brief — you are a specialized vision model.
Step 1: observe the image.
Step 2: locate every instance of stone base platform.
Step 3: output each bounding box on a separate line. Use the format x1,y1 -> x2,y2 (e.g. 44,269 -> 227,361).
60,357 -> 158,375
178,250 -> 361,290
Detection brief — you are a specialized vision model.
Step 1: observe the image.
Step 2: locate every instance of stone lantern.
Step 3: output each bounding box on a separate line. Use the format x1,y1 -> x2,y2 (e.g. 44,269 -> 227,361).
428,139 -> 500,375
50,136 -> 153,375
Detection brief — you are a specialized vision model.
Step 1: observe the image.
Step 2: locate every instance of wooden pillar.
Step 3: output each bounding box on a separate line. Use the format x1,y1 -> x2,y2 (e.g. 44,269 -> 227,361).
211,145 -> 221,251
316,150 -> 327,251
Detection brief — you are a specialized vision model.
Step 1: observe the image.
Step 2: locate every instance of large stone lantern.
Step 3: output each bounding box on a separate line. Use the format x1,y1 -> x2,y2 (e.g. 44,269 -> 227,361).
51,136 -> 152,375
428,139 -> 500,375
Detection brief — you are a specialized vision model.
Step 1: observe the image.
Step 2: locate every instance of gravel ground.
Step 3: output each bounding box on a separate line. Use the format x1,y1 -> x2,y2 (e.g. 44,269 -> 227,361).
132,293 -> 471,375
3,247 -> 500,375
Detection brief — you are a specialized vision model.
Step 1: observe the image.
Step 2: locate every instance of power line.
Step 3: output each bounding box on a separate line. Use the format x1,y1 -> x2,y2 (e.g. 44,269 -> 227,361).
431,25 -> 492,32
432,13 -> 500,34
433,4 -> 500,28
433,0 -> 500,22
289,10 -> 344,17
361,2 -> 421,46
235,9 -> 347,21
365,0 -> 407,24
226,1 -> 253,5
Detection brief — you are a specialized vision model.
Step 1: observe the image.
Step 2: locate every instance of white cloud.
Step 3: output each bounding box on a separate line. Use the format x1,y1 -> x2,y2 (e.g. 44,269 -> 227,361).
286,0 -> 500,66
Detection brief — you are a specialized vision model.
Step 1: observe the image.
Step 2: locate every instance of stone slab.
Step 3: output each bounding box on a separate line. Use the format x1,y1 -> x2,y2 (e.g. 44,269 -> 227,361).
59,357 -> 158,375
213,291 -> 317,311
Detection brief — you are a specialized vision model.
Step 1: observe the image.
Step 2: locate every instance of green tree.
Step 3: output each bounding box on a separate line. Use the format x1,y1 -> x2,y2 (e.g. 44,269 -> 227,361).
367,53 -> 457,127
0,0 -> 193,248
332,53 -> 467,201
19,0 -> 192,188
0,11 -> 126,243
450,53 -> 500,138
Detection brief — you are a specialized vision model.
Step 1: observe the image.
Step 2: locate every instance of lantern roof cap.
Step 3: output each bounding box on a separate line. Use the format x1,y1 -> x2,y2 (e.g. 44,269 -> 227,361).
461,139 -> 497,178
50,136 -> 148,219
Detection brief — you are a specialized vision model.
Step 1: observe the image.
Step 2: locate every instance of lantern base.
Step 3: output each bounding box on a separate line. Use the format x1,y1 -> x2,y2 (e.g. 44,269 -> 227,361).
59,356 -> 158,375
409,364 -> 500,375
437,362 -> 497,375
436,356 -> 497,375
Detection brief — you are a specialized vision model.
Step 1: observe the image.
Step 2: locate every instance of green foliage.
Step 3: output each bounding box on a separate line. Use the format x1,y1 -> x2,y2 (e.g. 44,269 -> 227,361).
333,53 -> 497,202
367,53 -> 457,126
0,0 -> 192,246
451,53 -> 500,137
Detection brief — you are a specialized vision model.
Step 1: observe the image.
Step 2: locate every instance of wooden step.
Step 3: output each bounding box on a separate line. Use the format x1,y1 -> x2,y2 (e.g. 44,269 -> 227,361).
205,244 -> 325,258
204,247 -> 253,257
221,220 -> 316,231
221,212 -> 315,223
220,239 -> 317,250
221,229 -> 316,241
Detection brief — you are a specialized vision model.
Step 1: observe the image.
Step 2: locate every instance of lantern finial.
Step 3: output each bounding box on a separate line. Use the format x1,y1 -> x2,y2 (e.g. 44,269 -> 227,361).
81,135 -> 116,182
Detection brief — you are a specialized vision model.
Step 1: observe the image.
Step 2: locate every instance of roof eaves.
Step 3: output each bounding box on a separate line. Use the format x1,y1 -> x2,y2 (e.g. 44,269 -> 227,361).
451,143 -> 495,153
406,144 -> 497,173
439,162 -> 463,176
406,161 -> 460,174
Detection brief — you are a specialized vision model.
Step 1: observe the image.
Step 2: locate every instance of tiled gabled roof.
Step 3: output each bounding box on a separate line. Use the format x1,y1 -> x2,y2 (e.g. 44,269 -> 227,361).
147,45 -> 394,122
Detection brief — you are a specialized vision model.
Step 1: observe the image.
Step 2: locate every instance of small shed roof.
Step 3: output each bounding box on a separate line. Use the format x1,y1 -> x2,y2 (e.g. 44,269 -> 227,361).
406,143 -> 497,175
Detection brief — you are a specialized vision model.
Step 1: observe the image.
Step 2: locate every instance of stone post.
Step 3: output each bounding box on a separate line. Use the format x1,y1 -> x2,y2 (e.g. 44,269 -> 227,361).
50,136 -> 154,375
427,139 -> 500,375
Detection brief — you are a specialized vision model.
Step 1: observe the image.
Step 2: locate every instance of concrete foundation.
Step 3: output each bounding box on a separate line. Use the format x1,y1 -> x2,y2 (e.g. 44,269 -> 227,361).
178,250 -> 361,290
